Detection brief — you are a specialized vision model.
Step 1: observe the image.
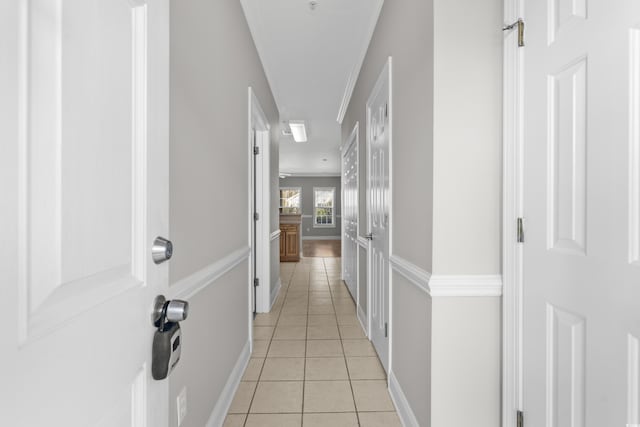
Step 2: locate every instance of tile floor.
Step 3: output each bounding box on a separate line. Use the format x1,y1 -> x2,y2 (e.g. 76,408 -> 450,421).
224,257 -> 401,427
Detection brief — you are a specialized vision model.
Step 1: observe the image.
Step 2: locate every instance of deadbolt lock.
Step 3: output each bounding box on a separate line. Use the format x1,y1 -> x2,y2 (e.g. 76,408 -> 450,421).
152,236 -> 173,264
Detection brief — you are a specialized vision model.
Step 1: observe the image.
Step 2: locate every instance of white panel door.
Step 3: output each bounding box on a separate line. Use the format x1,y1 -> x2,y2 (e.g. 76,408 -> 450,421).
367,59 -> 391,373
342,128 -> 358,300
1,0 -> 170,425
522,1 -> 640,425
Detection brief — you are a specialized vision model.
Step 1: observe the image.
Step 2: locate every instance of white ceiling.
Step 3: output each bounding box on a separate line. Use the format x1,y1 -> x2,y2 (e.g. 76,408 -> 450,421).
240,0 -> 383,175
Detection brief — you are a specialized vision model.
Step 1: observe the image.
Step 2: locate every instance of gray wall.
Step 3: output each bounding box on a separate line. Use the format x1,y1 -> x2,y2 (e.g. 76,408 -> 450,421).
169,0 -> 279,425
341,0 -> 501,425
432,0 -> 502,275
392,272 -> 432,426
279,176 -> 342,238
341,0 -> 434,272
432,298 -> 501,427
341,0 -> 434,425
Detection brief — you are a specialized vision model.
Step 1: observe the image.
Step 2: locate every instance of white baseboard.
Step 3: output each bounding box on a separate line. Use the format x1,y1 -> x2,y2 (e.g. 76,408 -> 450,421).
269,278 -> 282,311
205,340 -> 251,427
389,371 -> 420,427
301,235 -> 341,241
357,304 -> 368,338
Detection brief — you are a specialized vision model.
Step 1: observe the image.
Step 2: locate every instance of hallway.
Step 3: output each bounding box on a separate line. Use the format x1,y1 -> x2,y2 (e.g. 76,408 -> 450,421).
224,258 -> 401,426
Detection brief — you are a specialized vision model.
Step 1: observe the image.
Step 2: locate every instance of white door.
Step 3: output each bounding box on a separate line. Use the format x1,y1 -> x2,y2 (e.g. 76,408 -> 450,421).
522,1 -> 640,425
342,127 -> 358,300
367,58 -> 391,373
1,0 -> 170,425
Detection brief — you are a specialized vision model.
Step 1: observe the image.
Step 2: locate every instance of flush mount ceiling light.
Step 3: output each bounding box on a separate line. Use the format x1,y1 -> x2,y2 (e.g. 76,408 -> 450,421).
288,120 -> 308,143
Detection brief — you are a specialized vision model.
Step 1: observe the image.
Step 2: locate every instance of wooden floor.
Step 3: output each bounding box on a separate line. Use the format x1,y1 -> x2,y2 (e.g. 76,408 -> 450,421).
302,239 -> 341,257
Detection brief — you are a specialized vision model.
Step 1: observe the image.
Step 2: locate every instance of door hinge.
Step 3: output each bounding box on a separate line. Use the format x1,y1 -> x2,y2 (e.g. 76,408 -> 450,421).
517,217 -> 524,243
516,410 -> 524,427
253,146 -> 260,155
254,278 -> 260,287
503,18 -> 525,47
254,212 -> 260,221
385,103 -> 388,118
384,322 -> 388,338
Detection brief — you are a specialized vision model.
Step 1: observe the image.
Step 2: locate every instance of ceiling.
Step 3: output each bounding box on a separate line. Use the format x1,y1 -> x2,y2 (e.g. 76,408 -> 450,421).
240,0 -> 383,175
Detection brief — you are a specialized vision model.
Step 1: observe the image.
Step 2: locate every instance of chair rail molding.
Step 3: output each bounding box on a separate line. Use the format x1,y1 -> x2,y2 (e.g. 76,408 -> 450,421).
428,274 -> 503,297
389,255 -> 503,297
389,254 -> 430,294
169,246 -> 251,300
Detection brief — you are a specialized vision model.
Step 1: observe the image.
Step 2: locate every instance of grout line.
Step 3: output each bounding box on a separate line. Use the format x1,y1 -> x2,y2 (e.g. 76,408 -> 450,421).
325,257 -> 362,427
242,264 -> 290,426
230,257 -> 398,426
301,264 -> 310,425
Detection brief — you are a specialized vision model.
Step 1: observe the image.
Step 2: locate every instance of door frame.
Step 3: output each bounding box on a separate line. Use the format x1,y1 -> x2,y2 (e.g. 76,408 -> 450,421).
248,87 -> 272,317
366,57 -> 393,371
340,122 -> 359,297
502,0 -> 525,426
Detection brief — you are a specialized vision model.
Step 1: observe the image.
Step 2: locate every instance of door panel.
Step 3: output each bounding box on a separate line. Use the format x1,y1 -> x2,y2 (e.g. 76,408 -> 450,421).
342,131 -> 358,300
286,230 -> 299,257
4,0 -> 169,425
522,1 -> 640,425
367,59 -> 391,373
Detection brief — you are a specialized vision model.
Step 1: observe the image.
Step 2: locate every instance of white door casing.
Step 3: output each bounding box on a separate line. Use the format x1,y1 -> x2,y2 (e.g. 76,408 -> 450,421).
518,1 -> 640,426
249,88 -> 272,314
2,0 -> 170,425
367,58 -> 392,373
502,1 -> 525,426
342,123 -> 359,301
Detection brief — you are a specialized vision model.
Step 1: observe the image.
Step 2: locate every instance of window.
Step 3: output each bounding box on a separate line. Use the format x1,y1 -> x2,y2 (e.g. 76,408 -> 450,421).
313,187 -> 335,227
280,187 -> 301,214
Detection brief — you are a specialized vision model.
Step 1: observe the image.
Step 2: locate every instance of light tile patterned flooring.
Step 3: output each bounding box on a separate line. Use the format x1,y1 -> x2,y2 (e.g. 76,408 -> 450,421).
224,257 -> 401,427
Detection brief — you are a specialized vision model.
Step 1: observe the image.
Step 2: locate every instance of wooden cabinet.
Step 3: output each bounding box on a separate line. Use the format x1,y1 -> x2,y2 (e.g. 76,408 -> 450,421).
280,232 -> 286,258
280,222 -> 300,262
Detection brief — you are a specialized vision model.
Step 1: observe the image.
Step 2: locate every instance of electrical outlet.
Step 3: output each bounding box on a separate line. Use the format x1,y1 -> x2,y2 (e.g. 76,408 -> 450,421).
177,387 -> 187,426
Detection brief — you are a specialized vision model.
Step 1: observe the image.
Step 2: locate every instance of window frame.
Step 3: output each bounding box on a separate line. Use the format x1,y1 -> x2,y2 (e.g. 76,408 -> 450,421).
313,187 -> 336,228
279,187 -> 302,214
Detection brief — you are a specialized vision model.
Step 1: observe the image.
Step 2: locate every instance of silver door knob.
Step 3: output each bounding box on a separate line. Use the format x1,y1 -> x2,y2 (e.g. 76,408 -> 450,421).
152,295 -> 189,327
152,237 -> 173,264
